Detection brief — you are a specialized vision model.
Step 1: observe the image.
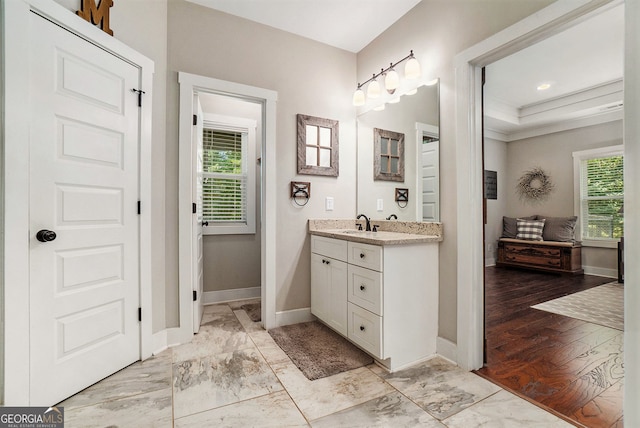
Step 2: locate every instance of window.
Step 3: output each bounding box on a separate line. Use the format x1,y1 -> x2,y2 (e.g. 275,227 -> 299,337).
573,145 -> 624,247
203,115 -> 256,235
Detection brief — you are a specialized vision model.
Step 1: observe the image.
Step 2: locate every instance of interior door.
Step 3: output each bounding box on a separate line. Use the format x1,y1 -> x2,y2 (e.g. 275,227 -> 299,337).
192,96 -> 205,333
422,140 -> 440,221
28,12 -> 141,405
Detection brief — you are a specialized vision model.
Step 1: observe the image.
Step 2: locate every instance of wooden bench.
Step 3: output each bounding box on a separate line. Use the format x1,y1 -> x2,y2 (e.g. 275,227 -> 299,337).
497,238 -> 583,275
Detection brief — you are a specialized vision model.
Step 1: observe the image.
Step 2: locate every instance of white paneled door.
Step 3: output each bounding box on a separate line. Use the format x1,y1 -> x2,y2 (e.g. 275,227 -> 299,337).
28,12 -> 141,405
193,96 -> 204,333
421,141 -> 440,221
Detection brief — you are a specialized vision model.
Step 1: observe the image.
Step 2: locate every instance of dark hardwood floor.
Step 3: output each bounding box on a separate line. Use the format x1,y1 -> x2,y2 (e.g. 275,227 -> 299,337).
476,266 -> 624,428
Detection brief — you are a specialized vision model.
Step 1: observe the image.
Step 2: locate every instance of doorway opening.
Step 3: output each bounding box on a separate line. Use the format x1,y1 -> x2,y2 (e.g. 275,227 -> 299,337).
178,73 -> 277,344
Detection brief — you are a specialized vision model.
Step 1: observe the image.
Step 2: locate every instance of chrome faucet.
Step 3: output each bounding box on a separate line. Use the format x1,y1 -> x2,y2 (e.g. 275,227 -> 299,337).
356,214 -> 371,231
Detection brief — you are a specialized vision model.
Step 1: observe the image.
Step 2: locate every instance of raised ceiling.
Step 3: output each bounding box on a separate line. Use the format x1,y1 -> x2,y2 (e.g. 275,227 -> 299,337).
186,0 -> 422,53
484,4 -> 624,141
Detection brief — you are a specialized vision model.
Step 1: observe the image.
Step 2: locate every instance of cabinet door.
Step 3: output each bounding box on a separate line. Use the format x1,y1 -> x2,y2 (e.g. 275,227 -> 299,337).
311,253 -> 348,336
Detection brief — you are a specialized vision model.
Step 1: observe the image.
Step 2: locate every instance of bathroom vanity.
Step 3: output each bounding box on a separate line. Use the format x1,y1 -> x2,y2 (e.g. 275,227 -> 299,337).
309,219 -> 442,372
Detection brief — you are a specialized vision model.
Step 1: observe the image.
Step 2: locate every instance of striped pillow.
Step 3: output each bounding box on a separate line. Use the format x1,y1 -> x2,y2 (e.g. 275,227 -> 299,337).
516,218 -> 546,241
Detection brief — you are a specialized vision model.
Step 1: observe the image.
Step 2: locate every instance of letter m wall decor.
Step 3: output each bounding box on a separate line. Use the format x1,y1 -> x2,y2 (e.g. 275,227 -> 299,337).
77,0 -> 114,36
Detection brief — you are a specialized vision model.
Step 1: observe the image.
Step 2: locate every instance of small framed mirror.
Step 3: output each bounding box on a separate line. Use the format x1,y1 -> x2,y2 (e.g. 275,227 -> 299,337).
374,127 -> 404,181
297,114 -> 339,176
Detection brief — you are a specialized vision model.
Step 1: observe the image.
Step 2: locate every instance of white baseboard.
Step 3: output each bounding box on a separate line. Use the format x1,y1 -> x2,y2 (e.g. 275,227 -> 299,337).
436,336 -> 457,364
275,307 -> 315,327
484,258 -> 496,267
203,287 -> 261,304
152,330 -> 168,356
583,265 -> 617,278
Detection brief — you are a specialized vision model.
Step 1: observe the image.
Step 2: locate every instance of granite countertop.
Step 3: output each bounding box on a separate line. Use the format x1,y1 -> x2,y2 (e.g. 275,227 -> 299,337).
308,219 -> 443,246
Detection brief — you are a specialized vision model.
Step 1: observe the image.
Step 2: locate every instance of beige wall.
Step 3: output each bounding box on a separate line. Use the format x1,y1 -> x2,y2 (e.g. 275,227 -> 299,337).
357,0 -> 555,342
484,137 -> 508,264
504,121 -> 623,273
166,1 -> 357,317
51,0 -> 559,339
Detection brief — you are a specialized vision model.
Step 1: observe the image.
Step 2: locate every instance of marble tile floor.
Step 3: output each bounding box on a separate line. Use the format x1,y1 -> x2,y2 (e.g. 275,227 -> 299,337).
61,299 -> 576,427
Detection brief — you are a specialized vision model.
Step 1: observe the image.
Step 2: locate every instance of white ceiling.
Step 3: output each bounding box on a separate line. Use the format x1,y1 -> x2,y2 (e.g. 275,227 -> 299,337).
484,4 -> 624,141
187,0 -> 623,141
186,0 -> 422,53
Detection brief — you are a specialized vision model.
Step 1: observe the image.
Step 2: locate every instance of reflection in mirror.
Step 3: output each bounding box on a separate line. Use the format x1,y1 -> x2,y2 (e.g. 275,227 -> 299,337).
357,82 -> 439,221
374,128 -> 404,181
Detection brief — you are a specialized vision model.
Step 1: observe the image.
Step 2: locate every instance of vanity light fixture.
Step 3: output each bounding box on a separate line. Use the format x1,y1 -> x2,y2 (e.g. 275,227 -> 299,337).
353,50 -> 421,106
367,77 -> 381,99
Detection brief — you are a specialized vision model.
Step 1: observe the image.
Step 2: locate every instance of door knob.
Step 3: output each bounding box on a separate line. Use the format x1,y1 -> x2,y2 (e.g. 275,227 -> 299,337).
36,229 -> 57,242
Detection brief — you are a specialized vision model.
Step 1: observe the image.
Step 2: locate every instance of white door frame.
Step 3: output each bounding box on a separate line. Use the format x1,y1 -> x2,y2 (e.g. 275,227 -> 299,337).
454,0 -> 638,424
177,72 -> 277,344
2,0 -> 154,404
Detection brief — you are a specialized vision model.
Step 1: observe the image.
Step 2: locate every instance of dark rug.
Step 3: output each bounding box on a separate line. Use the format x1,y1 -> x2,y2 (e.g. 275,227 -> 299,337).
241,302 -> 261,322
268,321 -> 373,381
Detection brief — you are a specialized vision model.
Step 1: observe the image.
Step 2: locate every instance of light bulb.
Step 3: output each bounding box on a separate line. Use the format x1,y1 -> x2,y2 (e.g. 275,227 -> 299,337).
384,69 -> 399,94
405,57 -> 421,79
352,88 -> 365,106
367,79 -> 381,99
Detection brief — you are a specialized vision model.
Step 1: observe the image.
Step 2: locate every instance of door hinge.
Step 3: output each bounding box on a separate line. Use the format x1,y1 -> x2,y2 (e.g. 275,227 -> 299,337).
137,200 -> 141,215
192,202 -> 196,214
193,114 -> 198,126
138,307 -> 142,322
131,88 -> 146,107
193,290 -> 197,302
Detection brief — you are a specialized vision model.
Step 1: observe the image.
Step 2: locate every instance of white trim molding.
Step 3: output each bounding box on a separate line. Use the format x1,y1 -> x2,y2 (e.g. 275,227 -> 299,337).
203,287 -> 261,305
178,72 -> 278,347
275,308 -> 315,328
436,337 -> 458,364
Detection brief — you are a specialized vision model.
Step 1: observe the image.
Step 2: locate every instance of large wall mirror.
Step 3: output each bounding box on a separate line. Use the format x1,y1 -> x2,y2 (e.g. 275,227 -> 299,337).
357,82 -> 440,221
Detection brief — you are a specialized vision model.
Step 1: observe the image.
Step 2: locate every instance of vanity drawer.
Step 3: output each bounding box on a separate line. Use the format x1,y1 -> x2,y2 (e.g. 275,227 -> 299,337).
348,241 -> 383,271
348,302 -> 382,358
311,235 -> 348,261
348,264 -> 383,316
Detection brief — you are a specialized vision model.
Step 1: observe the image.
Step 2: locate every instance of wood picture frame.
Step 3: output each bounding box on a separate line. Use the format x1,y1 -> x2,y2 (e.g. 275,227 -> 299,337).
297,114 -> 339,176
374,127 -> 404,182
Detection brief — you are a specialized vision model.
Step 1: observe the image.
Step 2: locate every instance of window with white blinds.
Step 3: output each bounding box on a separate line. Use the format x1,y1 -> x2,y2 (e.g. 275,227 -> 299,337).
573,145 -> 624,246
202,116 -> 256,235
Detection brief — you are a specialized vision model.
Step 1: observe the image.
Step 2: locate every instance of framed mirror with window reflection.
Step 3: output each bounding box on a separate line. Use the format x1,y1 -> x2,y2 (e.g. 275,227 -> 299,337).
357,82 -> 439,221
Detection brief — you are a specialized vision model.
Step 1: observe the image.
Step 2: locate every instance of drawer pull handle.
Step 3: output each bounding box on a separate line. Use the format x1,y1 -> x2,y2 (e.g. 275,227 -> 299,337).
322,259 -> 330,265
360,253 -> 365,259
360,285 -> 366,291
359,325 -> 365,331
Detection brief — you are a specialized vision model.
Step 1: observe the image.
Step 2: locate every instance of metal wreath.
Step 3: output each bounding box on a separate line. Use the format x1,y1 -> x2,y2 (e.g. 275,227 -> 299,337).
516,167 -> 555,202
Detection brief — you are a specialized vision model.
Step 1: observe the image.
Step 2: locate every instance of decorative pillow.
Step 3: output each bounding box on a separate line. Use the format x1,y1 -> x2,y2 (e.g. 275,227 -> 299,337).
516,218 -> 546,241
538,216 -> 577,242
502,215 -> 537,239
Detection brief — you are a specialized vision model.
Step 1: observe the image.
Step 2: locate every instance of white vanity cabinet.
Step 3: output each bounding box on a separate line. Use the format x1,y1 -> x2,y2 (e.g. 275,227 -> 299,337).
310,234 -> 438,371
310,236 -> 348,336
